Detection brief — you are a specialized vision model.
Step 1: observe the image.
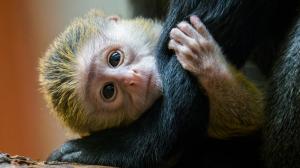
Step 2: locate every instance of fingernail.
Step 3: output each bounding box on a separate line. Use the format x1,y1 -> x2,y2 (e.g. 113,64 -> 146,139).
178,21 -> 187,26
170,28 -> 174,32
170,29 -> 175,38
190,15 -> 199,22
177,22 -> 183,28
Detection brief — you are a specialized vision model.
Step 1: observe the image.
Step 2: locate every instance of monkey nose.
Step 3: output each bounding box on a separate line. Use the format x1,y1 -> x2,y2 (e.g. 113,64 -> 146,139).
122,70 -> 140,87
123,78 -> 135,86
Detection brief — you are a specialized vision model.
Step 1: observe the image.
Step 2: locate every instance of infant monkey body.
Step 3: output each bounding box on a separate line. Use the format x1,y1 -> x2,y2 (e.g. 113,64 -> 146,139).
39,10 -> 263,139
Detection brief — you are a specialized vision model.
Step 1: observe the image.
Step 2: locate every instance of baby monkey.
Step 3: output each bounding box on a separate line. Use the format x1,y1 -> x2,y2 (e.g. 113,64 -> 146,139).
39,10 -> 263,139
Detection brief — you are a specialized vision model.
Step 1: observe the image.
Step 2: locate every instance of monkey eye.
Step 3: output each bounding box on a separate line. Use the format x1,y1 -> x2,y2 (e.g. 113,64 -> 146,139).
101,83 -> 116,101
108,51 -> 122,67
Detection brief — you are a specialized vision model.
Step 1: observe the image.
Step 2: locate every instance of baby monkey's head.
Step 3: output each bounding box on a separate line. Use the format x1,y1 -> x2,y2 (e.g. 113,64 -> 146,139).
39,10 -> 162,135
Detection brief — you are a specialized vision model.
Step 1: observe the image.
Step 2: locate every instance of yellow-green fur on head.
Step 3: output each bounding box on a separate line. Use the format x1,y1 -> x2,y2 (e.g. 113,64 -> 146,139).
39,10 -> 160,135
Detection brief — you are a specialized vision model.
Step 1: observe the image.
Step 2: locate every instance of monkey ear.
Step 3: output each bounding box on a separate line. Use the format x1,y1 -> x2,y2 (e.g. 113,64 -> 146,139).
107,15 -> 121,22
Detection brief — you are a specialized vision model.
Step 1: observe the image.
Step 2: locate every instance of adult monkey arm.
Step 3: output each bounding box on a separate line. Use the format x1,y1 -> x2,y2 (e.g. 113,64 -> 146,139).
181,0 -> 300,167
169,16 -> 263,139
206,66 -> 263,139
263,17 -> 300,168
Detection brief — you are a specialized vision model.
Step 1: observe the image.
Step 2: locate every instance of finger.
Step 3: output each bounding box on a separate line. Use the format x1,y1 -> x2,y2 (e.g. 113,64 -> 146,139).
190,15 -> 211,40
170,28 -> 202,52
176,53 -> 198,73
169,39 -> 195,61
177,21 -> 198,38
177,45 -> 194,58
175,45 -> 200,68
170,28 -> 195,46
177,21 -> 207,48
168,39 -> 181,51
175,53 -> 190,69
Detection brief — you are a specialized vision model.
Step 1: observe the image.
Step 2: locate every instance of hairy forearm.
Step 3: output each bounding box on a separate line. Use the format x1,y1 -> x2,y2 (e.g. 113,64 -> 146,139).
167,14 -> 264,139
200,65 -> 264,139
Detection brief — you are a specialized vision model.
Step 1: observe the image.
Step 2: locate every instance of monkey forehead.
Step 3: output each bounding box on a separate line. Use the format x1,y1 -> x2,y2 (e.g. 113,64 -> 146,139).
107,19 -> 163,49
106,22 -> 149,47
75,20 -> 160,74
74,37 -> 101,102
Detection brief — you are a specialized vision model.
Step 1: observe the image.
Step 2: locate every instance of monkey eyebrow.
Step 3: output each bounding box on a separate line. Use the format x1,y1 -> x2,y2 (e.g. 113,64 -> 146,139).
84,55 -> 98,98
83,43 -> 121,98
82,40 -> 108,95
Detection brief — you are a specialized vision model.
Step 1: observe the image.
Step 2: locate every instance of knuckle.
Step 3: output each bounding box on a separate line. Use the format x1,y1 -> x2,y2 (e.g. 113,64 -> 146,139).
173,28 -> 180,34
170,28 -> 177,36
201,41 -> 214,51
180,23 -> 189,31
197,24 -> 205,32
181,47 -> 192,55
171,28 -> 181,38
181,63 -> 189,70
189,39 -> 199,49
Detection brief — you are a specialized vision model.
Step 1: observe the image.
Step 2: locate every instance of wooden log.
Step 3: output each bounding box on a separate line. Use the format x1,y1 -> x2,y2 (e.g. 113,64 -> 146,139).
0,152 -> 115,168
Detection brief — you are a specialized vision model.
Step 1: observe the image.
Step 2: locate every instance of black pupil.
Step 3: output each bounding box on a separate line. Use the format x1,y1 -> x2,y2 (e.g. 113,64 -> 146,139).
109,52 -> 121,67
102,83 -> 115,99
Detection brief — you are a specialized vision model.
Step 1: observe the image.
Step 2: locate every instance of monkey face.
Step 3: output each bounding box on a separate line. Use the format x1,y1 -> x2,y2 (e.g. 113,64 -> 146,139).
40,12 -> 163,134
75,18 -> 162,132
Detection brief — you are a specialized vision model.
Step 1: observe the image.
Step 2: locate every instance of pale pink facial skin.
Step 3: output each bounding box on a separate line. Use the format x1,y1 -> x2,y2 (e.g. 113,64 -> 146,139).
76,17 -> 163,131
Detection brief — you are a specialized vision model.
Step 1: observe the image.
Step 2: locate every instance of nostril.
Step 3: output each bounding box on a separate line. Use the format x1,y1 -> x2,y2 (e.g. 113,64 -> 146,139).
124,79 -> 130,85
124,78 -> 135,86
132,69 -> 138,74
129,80 -> 135,86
